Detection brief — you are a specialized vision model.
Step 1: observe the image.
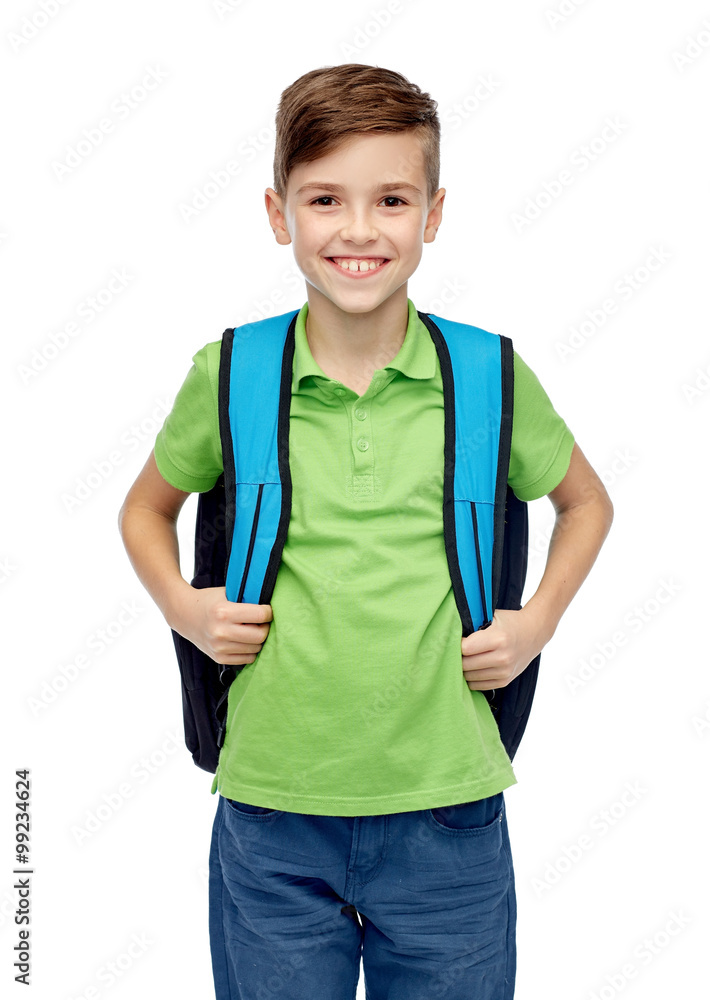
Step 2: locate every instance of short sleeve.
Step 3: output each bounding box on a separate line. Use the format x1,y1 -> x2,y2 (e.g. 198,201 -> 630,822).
509,351 -> 575,501
153,341 -> 223,492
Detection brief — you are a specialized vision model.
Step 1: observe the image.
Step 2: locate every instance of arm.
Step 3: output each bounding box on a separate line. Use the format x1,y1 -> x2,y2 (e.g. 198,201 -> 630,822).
461,442 -> 614,690
118,450 -> 272,665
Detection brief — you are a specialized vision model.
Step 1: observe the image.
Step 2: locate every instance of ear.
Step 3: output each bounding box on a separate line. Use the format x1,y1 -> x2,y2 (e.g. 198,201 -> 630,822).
264,187 -> 292,245
423,188 -> 446,243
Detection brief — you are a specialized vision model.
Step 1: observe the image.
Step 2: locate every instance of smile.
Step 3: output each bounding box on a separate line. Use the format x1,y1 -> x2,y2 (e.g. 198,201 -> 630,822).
326,257 -> 390,277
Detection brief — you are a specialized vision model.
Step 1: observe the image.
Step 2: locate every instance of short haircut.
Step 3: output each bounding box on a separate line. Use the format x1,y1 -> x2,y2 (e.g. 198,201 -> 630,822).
272,63 -> 440,203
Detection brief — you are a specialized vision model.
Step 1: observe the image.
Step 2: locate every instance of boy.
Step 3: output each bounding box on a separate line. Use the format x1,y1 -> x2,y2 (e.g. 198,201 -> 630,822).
119,63 -> 613,999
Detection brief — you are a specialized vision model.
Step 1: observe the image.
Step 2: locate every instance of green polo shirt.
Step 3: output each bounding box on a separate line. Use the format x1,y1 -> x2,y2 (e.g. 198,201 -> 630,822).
155,299 -> 574,815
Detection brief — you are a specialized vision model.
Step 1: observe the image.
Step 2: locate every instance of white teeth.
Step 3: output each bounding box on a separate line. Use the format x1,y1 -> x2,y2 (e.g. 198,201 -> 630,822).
334,258 -> 383,272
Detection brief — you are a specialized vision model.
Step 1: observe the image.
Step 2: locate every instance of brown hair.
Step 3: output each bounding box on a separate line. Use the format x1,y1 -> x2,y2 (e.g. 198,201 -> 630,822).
272,63 -> 440,203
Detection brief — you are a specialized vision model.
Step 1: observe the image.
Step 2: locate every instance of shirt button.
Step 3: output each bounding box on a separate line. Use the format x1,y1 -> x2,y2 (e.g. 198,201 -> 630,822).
334,387 -> 346,395
357,438 -> 369,451
355,408 -> 367,421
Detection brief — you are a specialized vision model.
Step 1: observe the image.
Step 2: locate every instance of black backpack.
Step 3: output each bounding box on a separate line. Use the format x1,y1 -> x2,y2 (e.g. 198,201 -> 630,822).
171,477 -> 540,774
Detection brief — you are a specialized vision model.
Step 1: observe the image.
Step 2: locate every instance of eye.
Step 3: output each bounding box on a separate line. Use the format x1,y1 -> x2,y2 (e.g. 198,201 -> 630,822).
311,196 -> 337,206
381,196 -> 406,207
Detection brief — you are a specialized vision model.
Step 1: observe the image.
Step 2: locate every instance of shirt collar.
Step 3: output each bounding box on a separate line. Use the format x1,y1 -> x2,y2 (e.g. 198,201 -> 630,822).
292,298 -> 437,390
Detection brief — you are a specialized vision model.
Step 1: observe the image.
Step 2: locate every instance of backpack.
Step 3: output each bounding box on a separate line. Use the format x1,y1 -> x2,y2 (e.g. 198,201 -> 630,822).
171,309 -> 541,774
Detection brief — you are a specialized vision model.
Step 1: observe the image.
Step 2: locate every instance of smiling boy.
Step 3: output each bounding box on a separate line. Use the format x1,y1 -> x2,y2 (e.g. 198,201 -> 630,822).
119,64 -> 613,999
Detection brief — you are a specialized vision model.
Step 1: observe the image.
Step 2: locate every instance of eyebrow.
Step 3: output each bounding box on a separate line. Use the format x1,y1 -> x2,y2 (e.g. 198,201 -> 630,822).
295,181 -> 424,197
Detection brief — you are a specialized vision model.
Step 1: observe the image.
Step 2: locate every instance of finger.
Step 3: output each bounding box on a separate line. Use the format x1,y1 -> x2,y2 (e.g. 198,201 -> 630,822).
210,630 -> 268,658
462,648 -> 507,671
225,602 -> 273,623
463,666 -> 504,683
219,621 -> 271,643
217,638 -> 265,653
461,631 -> 500,655
211,642 -> 264,663
466,678 -> 498,691
214,652 -> 258,666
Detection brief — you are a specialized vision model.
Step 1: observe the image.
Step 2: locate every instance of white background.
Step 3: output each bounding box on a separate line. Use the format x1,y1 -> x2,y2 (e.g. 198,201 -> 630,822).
2,0 -> 709,997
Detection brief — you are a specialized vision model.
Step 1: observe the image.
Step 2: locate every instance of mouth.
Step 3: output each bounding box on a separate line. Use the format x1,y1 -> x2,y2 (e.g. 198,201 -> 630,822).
326,256 -> 391,278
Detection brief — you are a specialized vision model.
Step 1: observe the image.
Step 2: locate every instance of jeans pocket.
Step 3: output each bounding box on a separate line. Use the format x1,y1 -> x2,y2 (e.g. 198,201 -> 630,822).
225,797 -> 280,818
429,792 -> 504,832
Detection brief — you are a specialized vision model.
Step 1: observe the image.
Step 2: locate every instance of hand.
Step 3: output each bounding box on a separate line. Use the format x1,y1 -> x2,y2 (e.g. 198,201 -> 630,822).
461,608 -> 542,691
173,585 -> 273,666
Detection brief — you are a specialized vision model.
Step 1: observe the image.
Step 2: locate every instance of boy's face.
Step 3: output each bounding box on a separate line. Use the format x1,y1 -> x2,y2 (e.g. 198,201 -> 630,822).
265,132 -> 445,319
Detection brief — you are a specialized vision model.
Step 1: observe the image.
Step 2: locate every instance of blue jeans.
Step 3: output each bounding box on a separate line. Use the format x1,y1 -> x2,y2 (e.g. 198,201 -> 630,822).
208,791 -> 516,999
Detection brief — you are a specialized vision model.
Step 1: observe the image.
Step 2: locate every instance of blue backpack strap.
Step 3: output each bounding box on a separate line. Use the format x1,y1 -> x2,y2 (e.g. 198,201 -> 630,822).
420,312 -> 538,761
418,312 -> 513,634
220,310 -> 298,605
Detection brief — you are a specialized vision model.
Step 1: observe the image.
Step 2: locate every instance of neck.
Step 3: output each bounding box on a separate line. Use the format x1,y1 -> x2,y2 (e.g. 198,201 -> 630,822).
304,286 -> 410,387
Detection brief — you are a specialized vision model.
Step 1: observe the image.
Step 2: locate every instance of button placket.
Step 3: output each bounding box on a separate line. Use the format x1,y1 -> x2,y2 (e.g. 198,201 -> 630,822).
347,392 -> 375,500
351,399 -> 370,458
343,369 -> 397,502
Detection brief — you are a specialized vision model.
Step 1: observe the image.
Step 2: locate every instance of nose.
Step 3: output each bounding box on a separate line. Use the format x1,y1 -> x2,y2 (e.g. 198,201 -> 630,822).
339,206 -> 378,245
